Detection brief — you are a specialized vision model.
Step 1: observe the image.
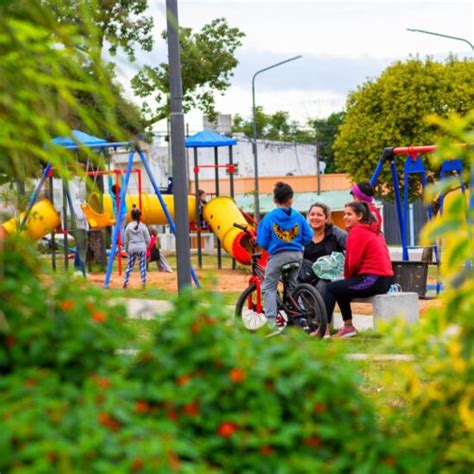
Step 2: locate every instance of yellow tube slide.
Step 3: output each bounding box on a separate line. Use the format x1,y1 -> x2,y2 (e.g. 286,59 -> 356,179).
203,196 -> 256,265
87,193 -> 197,226
2,198 -> 61,240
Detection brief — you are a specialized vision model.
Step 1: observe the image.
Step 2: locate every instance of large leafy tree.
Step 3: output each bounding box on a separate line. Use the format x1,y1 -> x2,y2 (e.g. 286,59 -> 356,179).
333,57 -> 474,198
309,111 -> 346,173
41,0 -> 154,61
131,18 -> 245,126
0,0 -> 123,185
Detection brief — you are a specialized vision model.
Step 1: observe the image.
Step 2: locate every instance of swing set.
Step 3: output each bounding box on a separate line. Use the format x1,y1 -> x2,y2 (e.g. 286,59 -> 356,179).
19,131 -> 200,287
370,144 -> 472,294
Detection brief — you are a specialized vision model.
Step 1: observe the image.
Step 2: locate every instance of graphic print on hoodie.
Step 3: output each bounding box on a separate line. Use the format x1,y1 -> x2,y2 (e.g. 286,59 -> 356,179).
257,207 -> 312,255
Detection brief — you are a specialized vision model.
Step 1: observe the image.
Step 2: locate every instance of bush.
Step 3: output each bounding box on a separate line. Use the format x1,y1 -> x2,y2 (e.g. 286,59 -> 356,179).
382,114 -> 474,473
0,238 -> 400,473
0,237 -> 131,382
128,290 -> 397,473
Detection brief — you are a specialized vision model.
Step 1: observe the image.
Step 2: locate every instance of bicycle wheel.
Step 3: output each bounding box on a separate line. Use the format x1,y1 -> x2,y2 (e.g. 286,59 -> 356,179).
291,283 -> 327,338
235,284 -> 267,330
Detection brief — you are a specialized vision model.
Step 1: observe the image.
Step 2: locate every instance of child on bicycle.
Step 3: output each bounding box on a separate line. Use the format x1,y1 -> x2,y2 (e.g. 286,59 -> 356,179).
257,182 -> 313,327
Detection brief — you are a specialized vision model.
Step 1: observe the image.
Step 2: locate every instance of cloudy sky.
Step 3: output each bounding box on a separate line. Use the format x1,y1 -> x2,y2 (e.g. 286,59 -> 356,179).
116,0 -> 473,131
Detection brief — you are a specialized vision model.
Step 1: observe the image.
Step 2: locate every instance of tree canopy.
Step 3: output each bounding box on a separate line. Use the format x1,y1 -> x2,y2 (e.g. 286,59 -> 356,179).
333,56 -> 474,198
232,107 -> 314,144
131,17 -> 245,126
0,1 -> 124,185
309,111 -> 346,173
232,108 -> 346,172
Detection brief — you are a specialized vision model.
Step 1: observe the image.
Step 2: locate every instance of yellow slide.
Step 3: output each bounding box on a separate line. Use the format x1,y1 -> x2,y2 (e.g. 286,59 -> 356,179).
203,196 -> 257,265
2,199 -> 61,240
84,193 -> 197,227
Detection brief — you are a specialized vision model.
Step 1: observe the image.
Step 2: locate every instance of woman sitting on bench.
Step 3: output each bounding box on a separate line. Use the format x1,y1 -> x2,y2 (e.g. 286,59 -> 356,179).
326,201 -> 393,338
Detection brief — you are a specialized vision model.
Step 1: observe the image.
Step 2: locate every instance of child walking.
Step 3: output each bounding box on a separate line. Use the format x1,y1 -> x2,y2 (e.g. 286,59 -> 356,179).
257,182 -> 313,328
123,207 -> 150,289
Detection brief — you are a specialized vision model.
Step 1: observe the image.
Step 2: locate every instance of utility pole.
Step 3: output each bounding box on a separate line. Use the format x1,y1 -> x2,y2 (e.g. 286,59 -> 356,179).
166,0 -> 192,289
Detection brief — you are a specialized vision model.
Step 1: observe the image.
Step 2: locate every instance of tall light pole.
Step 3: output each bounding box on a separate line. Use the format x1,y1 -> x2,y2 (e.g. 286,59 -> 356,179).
166,0 -> 192,290
406,28 -> 474,50
252,55 -> 302,222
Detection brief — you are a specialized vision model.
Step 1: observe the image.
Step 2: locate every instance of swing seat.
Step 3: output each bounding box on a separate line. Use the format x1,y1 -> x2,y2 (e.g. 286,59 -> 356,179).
80,203 -> 116,228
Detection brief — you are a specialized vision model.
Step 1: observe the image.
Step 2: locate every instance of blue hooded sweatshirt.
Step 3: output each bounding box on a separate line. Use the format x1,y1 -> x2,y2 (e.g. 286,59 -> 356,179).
257,207 -> 312,255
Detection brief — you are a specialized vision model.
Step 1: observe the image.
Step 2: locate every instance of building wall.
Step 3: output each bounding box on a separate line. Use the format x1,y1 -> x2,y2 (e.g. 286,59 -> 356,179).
190,173 -> 352,196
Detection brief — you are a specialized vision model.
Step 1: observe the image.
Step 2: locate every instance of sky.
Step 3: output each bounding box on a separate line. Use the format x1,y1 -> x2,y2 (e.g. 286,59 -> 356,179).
115,0 -> 473,132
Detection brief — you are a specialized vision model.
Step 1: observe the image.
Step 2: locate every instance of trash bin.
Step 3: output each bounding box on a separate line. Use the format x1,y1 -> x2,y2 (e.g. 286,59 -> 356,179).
391,261 -> 430,297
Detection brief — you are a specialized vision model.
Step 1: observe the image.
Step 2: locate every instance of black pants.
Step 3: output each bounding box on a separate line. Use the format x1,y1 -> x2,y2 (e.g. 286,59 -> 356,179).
326,275 -> 393,322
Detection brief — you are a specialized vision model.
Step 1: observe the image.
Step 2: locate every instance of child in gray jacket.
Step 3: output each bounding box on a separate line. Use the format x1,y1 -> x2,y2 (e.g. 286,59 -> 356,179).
123,206 -> 150,289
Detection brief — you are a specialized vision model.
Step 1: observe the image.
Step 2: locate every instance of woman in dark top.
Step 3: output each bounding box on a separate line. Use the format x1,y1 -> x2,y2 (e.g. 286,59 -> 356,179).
302,203 -> 347,337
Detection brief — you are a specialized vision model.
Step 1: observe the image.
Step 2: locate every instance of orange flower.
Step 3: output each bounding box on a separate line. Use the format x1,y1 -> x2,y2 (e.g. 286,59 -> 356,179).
131,458 -> 144,471
183,403 -> 199,417
176,374 -> 191,386
4,335 -> 16,349
60,300 -> 74,312
191,322 -> 201,334
229,367 -> 246,383
95,377 -> 111,389
168,452 -> 181,470
383,456 -> 396,467
217,422 -> 238,438
135,400 -> 150,414
24,378 -> 37,388
167,409 -> 179,421
98,412 -> 120,432
91,311 -> 107,323
313,403 -> 327,414
304,436 -> 322,448
260,445 -> 273,456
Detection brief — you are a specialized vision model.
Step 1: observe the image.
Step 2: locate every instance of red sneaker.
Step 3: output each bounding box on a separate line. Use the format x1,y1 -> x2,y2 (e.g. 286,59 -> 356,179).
275,314 -> 287,327
335,325 -> 357,338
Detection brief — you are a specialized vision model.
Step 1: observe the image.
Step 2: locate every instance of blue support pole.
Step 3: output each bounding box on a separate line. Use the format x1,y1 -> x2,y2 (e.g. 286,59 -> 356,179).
136,148 -> 200,288
103,149 -> 135,288
370,160 -> 384,186
390,160 -> 408,260
20,162 -> 52,228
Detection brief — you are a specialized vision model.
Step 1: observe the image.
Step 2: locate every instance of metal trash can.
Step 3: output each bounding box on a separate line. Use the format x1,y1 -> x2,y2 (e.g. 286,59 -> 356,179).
391,261 -> 430,297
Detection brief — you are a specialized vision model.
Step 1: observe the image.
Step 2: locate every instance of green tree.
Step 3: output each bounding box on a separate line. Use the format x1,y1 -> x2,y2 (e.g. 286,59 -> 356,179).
41,0 -> 154,62
309,111 -> 346,173
0,0 -> 123,185
232,107 -> 314,144
131,18 -> 245,125
333,57 -> 474,197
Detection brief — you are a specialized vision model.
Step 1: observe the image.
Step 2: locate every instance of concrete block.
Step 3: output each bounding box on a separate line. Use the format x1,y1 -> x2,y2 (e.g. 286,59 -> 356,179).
354,292 -> 419,329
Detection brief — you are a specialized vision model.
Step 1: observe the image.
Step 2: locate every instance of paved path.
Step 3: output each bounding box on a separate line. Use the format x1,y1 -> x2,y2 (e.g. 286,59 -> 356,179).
118,298 -> 374,331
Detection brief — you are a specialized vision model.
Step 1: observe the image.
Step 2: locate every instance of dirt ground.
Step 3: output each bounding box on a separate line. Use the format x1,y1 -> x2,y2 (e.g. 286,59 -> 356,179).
88,265 -> 442,316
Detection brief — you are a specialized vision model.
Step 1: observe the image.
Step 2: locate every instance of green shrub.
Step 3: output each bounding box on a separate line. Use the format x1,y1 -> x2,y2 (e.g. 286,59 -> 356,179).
1,238 -> 401,473
0,237 -> 132,382
383,113 -> 474,473
128,290 -> 397,473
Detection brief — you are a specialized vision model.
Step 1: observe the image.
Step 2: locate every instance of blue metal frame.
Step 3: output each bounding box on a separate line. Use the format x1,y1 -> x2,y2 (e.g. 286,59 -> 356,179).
103,145 -> 200,289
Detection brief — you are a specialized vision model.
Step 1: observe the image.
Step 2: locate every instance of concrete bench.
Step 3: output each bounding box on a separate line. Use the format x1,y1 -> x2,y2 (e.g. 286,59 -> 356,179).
353,292 -> 419,329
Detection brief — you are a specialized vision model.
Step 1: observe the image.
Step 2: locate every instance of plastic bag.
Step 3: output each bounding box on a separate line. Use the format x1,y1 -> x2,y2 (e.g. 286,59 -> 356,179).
312,251 -> 344,281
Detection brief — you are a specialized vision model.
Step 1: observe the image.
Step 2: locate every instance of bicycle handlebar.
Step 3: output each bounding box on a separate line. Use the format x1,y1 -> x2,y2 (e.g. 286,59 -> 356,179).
233,222 -> 258,248
233,222 -> 248,231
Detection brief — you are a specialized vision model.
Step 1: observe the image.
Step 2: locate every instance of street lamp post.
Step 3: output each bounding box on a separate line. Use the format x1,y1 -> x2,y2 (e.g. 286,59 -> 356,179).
406,28 -> 474,50
252,55 -> 302,222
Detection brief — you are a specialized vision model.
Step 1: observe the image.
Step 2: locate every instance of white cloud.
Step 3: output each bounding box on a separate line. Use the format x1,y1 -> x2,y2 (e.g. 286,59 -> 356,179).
120,1 -> 473,131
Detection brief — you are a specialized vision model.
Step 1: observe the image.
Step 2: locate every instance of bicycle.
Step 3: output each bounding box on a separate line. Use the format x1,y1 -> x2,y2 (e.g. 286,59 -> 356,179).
233,223 -> 327,338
